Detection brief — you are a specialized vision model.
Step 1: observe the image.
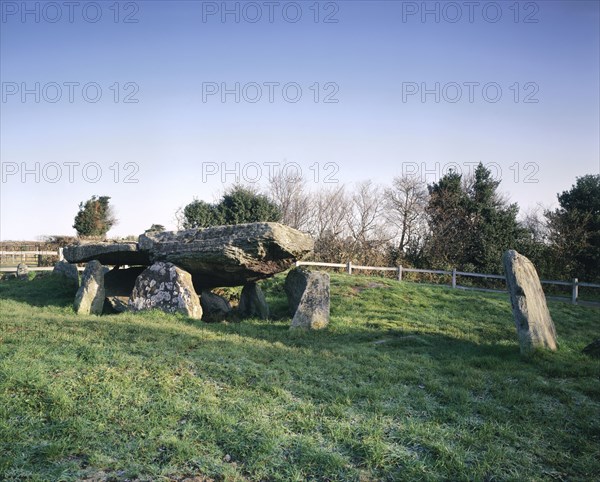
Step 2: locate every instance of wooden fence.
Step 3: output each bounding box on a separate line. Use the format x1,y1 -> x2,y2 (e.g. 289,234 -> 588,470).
0,249 -> 62,267
3,251 -> 598,306
296,261 -> 600,306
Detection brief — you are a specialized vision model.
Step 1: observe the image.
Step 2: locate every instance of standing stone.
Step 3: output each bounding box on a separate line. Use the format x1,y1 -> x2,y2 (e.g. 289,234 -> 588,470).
284,266 -> 313,315
503,250 -> 557,354
53,260 -> 79,287
74,260 -> 105,315
238,282 -> 269,320
286,268 -> 330,330
16,263 -> 28,280
200,290 -> 232,322
129,262 -> 202,319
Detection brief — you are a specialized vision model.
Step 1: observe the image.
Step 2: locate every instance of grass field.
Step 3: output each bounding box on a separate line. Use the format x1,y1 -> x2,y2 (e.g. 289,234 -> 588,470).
0,273 -> 598,481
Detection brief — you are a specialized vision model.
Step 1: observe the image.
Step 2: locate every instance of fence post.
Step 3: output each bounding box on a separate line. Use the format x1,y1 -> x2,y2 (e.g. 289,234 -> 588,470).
58,248 -> 64,262
346,261 -> 352,275
572,278 -> 578,305
452,269 -> 457,289
397,265 -> 403,281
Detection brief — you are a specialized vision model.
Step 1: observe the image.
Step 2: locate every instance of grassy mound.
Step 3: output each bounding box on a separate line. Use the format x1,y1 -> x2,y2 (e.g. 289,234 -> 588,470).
1,273 -> 598,481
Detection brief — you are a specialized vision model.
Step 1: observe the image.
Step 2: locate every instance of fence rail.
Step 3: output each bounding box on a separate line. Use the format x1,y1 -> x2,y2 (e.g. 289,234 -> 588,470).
296,261 -> 600,306
3,252 -> 598,306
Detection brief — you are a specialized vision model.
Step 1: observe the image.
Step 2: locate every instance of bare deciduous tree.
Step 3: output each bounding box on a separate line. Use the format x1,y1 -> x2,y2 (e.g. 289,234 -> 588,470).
309,185 -> 351,239
385,176 -> 429,253
347,180 -> 392,263
268,171 -> 310,231
520,204 -> 550,244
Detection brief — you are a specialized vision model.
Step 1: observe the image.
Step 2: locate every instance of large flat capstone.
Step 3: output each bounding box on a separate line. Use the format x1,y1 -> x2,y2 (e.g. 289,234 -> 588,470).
63,242 -> 151,266
139,222 -> 313,288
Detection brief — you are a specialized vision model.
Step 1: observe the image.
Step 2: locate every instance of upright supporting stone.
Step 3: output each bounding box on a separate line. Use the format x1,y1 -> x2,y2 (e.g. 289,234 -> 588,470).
238,282 -> 269,320
503,250 -> 557,354
200,290 -> 232,322
129,262 -> 202,319
74,260 -> 105,315
53,260 -> 80,287
285,267 -> 330,330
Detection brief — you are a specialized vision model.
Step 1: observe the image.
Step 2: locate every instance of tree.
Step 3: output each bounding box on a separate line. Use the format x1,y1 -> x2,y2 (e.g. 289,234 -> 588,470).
465,164 -> 524,272
181,185 -> 281,229
182,200 -> 222,229
425,164 -> 524,273
307,186 -> 353,262
347,180 -> 392,264
73,195 -> 116,237
425,170 -> 470,268
385,175 -> 428,256
268,171 -> 311,230
219,185 -> 281,225
546,174 -> 600,281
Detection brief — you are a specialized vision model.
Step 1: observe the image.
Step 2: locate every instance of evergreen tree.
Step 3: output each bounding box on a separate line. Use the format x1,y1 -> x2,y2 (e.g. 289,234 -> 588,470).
73,196 -> 116,237
546,174 -> 600,281
182,185 -> 281,229
425,164 -> 524,273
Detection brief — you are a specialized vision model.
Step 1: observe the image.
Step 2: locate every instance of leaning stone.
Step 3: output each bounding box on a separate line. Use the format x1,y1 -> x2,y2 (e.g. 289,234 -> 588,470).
74,260 -> 105,315
200,290 -> 232,322
238,282 -> 269,320
287,269 -> 330,330
129,262 -> 202,319
16,263 -> 28,280
582,339 -> 600,358
503,250 -> 557,354
52,260 -> 79,287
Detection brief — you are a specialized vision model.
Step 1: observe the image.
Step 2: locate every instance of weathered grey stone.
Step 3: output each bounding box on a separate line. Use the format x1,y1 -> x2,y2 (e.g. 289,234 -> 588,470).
284,266 -> 312,315
503,250 -> 557,354
286,268 -> 330,330
129,262 -> 202,319
74,260 -> 105,315
52,260 -> 79,287
63,242 -> 150,266
238,282 -> 269,320
139,222 -> 314,288
200,290 -> 232,322
582,339 -> 600,358
16,263 -> 28,280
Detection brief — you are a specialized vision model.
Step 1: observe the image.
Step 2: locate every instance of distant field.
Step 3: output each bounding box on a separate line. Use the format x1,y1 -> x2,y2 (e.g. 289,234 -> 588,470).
0,273 -> 598,481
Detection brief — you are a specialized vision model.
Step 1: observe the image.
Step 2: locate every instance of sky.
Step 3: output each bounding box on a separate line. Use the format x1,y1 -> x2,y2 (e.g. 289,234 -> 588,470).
0,0 -> 599,240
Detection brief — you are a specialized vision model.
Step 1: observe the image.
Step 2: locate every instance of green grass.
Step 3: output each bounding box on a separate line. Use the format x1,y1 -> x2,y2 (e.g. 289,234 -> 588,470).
1,273 -> 598,481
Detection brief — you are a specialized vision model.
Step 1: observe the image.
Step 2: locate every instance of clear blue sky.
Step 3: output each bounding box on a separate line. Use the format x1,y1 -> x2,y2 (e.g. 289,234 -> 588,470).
1,0 -> 599,240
